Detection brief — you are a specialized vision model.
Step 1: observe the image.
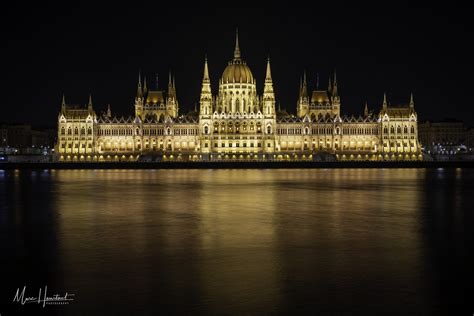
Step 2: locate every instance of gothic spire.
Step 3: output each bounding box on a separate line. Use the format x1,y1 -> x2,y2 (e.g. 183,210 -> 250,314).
332,69 -> 338,97
203,55 -> 210,81
107,104 -> 111,117
301,70 -> 308,98
265,56 -> 272,81
383,92 -> 388,108
364,101 -> 369,117
88,94 -> 93,110
143,76 -> 148,94
61,94 -> 66,112
155,73 -> 159,90
136,71 -> 143,98
234,28 -> 241,60
410,92 -> 414,108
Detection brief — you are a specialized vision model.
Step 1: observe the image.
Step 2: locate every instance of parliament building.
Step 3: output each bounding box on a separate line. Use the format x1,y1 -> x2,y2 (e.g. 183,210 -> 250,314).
56,32 -> 422,161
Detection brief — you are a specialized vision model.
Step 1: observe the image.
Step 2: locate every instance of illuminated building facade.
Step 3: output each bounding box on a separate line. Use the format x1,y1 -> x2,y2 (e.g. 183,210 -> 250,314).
56,32 -> 422,161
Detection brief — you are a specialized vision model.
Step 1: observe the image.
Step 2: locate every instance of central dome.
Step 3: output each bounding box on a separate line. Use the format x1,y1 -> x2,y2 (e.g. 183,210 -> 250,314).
222,61 -> 254,83
221,29 -> 254,84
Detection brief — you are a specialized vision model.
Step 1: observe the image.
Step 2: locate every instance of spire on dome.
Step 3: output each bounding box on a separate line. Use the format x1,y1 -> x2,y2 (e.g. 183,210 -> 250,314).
234,28 -> 241,60
409,92 -> 414,108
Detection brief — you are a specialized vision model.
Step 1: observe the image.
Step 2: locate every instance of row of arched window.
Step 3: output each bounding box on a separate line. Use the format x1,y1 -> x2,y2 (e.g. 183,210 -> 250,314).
383,126 -> 415,134
61,127 -> 92,136
97,128 -> 133,136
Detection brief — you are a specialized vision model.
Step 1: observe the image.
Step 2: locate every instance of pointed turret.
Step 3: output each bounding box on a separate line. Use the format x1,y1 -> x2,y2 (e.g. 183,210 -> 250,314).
383,92 -> 388,109
234,28 -> 241,60
364,101 -> 369,117
301,70 -> 308,98
297,70 -> 309,117
263,57 -> 275,115
61,94 -> 66,112
143,76 -> 148,95
332,69 -> 338,97
136,71 -> 143,99
265,56 -> 272,81
166,70 -> 178,118
203,55 -> 210,81
106,104 -> 111,117
409,92 -> 414,108
135,71 -> 144,118
200,56 -> 212,116
328,76 -> 332,95
168,70 -> 174,97
88,94 -> 93,111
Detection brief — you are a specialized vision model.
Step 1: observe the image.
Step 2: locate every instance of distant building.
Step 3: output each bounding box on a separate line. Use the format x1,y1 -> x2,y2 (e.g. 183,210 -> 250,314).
56,31 -> 422,161
0,124 -> 55,154
418,119 -> 469,149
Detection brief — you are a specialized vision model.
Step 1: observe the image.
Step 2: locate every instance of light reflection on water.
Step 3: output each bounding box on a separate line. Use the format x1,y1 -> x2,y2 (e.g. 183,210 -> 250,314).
0,168 -> 473,314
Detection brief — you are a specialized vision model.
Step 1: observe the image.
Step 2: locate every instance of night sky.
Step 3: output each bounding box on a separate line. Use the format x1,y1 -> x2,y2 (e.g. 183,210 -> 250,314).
2,3 -> 473,127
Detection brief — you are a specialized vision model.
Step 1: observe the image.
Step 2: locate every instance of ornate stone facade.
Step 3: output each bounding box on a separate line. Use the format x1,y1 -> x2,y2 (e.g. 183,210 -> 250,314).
56,32 -> 422,161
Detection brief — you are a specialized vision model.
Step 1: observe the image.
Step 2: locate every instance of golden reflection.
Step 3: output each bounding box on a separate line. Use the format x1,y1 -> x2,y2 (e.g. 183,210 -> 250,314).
52,169 -> 430,311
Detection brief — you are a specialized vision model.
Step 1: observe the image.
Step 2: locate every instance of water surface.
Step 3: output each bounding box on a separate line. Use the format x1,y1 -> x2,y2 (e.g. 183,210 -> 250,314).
0,169 -> 473,314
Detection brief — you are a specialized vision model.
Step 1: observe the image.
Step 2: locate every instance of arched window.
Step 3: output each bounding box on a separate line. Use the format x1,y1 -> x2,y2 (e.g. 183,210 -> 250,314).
81,127 -> 85,135
88,127 -> 92,135
67,127 -> 72,135
74,127 -> 79,135
390,126 -> 395,133
397,126 -> 401,133
404,126 -> 408,133
411,126 -> 415,133
204,126 -> 209,134
267,125 -> 272,134
384,127 -> 388,134
305,127 -> 309,135
61,127 -> 65,135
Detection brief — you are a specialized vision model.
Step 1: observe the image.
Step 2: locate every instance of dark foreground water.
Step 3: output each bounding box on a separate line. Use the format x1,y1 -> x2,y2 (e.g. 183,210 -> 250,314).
0,169 -> 473,315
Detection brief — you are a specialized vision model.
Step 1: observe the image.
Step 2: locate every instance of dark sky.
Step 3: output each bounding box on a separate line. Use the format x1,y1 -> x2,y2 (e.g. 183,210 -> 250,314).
2,2 -> 473,127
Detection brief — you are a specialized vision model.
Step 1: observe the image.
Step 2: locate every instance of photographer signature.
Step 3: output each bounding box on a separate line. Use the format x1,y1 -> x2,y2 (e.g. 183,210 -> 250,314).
13,286 -> 75,308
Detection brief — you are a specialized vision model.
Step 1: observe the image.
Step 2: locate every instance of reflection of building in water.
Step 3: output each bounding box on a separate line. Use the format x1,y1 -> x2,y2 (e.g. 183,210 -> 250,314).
55,31 -> 422,162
